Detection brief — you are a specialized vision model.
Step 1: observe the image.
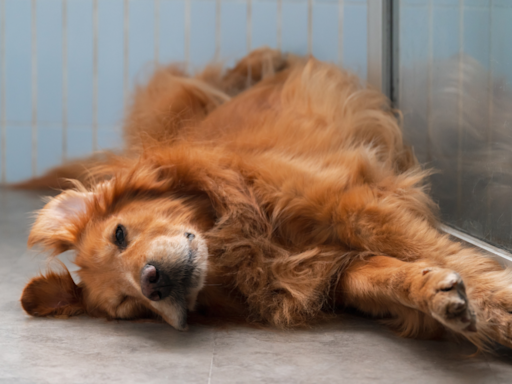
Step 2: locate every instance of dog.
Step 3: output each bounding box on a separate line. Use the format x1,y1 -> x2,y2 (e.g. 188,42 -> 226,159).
19,48 -> 512,350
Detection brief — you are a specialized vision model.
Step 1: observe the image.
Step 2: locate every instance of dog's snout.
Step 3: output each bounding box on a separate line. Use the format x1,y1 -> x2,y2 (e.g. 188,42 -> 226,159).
140,264 -> 173,301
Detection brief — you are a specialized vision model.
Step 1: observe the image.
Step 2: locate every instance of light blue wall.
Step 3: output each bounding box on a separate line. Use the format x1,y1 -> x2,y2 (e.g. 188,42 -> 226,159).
0,0 -> 368,183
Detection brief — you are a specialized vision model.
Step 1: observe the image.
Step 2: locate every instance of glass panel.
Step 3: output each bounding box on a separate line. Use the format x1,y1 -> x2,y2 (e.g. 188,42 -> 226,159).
398,0 -> 512,250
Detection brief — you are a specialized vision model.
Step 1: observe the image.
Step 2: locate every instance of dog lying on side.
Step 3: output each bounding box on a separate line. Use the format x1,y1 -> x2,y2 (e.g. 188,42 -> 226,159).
19,48 -> 512,350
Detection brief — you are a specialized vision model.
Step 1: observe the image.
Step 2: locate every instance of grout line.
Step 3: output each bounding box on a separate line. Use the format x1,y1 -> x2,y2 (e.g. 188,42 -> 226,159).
31,0 -> 38,177
215,0 -> 221,61
307,0 -> 312,55
123,0 -> 129,107
246,0 -> 252,53
184,0 -> 190,72
92,0 -> 98,152
456,0 -> 464,224
207,332 -> 216,384
62,0 -> 68,162
207,353 -> 214,384
1,0 -> 6,183
154,0 -> 160,65
277,0 -> 282,51
338,0 -> 343,67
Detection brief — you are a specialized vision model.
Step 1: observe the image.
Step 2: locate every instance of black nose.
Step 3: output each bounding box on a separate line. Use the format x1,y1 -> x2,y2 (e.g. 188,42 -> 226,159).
140,264 -> 173,301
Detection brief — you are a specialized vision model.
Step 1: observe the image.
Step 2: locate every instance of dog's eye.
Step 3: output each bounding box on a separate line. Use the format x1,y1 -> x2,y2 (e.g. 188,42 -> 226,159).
185,232 -> 195,241
114,224 -> 128,249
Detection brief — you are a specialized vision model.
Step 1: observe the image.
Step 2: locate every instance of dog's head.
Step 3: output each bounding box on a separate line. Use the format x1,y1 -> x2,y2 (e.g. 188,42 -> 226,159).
20,167 -> 217,330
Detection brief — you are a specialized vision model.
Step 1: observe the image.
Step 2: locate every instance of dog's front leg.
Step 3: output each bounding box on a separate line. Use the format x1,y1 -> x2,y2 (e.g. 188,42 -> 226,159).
339,256 -> 477,337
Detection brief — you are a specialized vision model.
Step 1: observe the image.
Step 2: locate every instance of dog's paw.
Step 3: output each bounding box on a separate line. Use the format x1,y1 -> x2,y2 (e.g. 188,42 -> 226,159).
424,270 -> 477,333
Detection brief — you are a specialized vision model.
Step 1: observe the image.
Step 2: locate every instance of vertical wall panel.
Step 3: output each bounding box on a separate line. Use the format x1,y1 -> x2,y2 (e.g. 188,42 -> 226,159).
97,0 -> 123,127
220,0 -> 248,67
432,5 -> 459,59
458,2 -> 491,239
312,1 -> 339,63
189,0 -> 216,70
251,0 -> 278,49
429,2 -> 460,220
431,0 -> 458,6
399,3 -> 430,68
399,4 -> 429,164
36,0 -> 63,174
281,0 -> 308,56
37,124 -> 63,176
129,0 -> 155,87
159,0 -> 186,64
97,0 -> 124,149
36,0 -> 62,124
5,0 -> 31,123
4,0 -> 32,182
6,125 -> 32,182
67,0 -> 93,158
491,1 -> 512,81
342,2 -> 367,79
463,4 -> 490,67
401,0 -> 428,4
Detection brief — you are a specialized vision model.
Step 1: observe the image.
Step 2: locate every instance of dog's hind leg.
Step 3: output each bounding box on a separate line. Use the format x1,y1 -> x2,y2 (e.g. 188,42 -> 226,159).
126,47 -> 295,146
124,66 -> 231,148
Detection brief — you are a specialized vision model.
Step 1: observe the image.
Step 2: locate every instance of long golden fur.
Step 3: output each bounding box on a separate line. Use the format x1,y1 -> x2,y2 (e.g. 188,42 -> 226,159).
19,48 -> 512,349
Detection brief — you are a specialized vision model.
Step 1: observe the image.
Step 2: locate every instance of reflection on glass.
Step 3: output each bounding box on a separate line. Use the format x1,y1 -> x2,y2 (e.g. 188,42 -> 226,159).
398,0 -> 512,250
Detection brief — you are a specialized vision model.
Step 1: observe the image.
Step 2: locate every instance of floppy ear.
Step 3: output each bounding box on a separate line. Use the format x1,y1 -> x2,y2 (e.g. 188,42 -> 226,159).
21,269 -> 85,317
28,190 -> 92,254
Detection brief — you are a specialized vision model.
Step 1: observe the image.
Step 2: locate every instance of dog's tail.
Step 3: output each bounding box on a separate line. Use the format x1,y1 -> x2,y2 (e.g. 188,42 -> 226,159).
9,152 -> 121,191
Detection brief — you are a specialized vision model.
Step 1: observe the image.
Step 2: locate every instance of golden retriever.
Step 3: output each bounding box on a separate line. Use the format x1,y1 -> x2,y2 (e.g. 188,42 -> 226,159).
19,48 -> 512,350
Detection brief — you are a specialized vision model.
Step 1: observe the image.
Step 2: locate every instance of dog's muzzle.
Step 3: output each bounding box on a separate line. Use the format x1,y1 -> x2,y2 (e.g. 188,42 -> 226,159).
139,259 -> 197,331
138,234 -> 207,331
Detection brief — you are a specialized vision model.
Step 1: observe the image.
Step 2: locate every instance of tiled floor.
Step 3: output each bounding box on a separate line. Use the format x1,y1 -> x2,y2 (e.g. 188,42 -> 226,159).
2,188 -> 512,384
